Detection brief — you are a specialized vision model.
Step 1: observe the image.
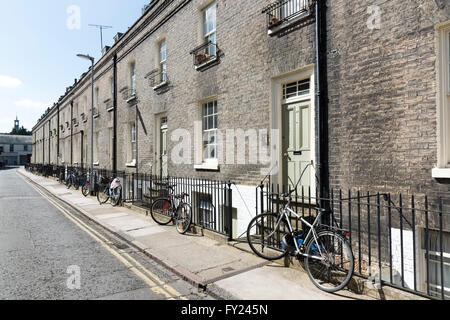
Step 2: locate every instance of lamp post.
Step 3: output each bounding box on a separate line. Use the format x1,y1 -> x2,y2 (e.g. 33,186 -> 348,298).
77,54 -> 95,192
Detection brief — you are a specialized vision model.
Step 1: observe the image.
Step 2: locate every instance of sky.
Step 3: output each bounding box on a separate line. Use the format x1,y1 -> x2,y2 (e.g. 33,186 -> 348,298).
0,0 -> 149,133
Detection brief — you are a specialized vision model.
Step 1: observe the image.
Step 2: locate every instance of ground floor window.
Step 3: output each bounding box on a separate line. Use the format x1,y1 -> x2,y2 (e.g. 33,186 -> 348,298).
202,100 -> 218,161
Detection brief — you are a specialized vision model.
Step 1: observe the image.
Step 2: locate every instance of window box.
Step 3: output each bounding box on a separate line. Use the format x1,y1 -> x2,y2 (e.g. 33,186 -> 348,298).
262,0 -> 313,36
145,69 -> 169,91
190,42 -> 219,71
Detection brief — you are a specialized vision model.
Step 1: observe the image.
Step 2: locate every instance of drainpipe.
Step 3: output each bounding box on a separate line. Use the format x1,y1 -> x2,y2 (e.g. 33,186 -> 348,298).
70,101 -> 74,166
48,119 -> 51,165
57,104 -> 60,166
113,53 -> 118,175
315,0 -> 330,202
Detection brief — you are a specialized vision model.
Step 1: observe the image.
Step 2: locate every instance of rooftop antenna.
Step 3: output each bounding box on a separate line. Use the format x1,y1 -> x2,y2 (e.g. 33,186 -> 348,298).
88,24 -> 113,52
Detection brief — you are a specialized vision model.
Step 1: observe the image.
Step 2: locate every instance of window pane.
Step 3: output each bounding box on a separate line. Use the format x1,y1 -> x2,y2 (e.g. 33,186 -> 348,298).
204,3 -> 216,36
160,40 -> 166,62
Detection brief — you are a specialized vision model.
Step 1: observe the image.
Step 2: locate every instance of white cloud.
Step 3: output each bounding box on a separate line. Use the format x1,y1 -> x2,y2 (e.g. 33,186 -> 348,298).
0,75 -> 22,88
14,99 -> 49,109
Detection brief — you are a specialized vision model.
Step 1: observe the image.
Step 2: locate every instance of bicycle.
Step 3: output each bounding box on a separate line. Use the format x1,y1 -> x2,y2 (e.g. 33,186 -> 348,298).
80,172 -> 91,197
247,164 -> 354,293
65,169 -> 80,190
97,176 -> 122,207
150,184 -> 192,235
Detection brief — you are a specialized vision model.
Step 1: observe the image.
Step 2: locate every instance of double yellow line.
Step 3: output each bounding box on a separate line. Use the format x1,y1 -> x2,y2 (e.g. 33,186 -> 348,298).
20,172 -> 187,300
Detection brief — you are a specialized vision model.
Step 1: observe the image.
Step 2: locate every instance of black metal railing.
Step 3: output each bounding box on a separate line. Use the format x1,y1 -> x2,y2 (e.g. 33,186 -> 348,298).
145,69 -> 168,88
190,41 -> 219,68
257,179 -> 450,300
262,0 -> 312,30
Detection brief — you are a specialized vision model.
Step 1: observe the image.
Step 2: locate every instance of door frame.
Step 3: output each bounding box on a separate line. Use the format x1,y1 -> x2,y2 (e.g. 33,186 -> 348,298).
154,113 -> 168,177
270,65 -> 316,195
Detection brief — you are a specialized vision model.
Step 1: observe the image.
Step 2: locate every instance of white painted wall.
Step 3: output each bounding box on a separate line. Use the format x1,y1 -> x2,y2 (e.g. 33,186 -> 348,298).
391,228 -> 415,289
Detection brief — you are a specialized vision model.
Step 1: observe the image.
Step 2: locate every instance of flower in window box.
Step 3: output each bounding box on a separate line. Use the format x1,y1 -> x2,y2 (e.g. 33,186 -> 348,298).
196,53 -> 208,65
268,17 -> 281,28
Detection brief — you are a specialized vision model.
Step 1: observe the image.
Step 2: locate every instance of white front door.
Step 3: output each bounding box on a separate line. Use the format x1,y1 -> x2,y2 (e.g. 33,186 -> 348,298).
160,118 -> 168,177
282,101 -> 311,190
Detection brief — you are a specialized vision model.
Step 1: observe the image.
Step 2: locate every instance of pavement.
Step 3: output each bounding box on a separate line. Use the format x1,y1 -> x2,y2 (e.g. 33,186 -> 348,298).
18,168 -> 372,301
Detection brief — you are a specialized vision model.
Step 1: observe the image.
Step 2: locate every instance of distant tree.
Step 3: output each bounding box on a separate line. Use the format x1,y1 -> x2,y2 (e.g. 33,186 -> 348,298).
10,126 -> 32,136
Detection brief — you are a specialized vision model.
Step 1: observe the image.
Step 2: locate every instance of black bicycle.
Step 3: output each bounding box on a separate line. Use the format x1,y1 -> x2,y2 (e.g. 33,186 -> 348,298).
247,163 -> 354,293
150,185 -> 192,235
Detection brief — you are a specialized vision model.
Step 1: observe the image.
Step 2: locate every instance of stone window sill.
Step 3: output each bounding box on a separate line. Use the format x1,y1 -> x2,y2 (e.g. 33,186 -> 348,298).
153,81 -> 168,91
194,160 -> 219,171
126,160 -> 136,168
432,168 -> 450,179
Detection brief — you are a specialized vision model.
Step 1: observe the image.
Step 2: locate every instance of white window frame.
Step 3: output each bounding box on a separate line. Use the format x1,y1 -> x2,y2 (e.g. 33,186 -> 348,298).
130,62 -> 136,95
202,100 -> 218,161
433,22 -> 450,178
203,2 -> 216,57
127,122 -> 137,167
194,98 -> 219,170
159,40 -> 167,83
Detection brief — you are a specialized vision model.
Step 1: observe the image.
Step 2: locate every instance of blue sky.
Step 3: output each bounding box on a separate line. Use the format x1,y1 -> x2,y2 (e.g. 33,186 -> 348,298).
0,0 -> 148,133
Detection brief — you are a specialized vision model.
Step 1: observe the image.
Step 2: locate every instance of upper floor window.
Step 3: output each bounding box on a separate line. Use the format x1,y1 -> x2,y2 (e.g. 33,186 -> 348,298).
110,77 -> 114,97
130,62 -> 136,94
159,40 -> 167,83
203,2 -> 216,56
95,88 -> 100,109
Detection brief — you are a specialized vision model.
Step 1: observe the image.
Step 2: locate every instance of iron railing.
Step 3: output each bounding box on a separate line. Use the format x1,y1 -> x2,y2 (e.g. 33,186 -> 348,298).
262,0 -> 312,30
257,179 -> 450,300
190,41 -> 219,68
145,69 -> 168,88
25,162 -> 449,299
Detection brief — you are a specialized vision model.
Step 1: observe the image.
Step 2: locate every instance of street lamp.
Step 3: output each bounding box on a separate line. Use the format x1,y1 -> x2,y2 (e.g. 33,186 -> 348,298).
77,54 -> 95,193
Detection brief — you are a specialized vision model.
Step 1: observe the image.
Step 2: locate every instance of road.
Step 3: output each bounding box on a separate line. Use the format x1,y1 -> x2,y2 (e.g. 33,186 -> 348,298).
0,167 -> 214,300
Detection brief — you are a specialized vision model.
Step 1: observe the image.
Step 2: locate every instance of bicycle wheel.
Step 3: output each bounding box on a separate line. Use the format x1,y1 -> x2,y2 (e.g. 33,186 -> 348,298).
175,203 -> 192,234
97,186 -> 109,204
110,186 -> 122,207
150,198 -> 173,225
247,213 -> 290,261
82,183 -> 90,197
66,177 -> 71,189
73,178 -> 80,191
304,230 -> 354,293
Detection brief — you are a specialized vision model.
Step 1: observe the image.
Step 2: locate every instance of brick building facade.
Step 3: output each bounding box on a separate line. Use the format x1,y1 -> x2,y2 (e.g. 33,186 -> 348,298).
32,0 -> 450,197
30,0 -> 450,298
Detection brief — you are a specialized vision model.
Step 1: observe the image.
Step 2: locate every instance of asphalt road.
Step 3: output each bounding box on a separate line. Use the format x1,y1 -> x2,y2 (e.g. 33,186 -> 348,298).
0,167 -> 214,300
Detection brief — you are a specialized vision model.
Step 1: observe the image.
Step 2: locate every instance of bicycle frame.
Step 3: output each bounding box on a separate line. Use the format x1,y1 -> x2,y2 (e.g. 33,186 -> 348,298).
266,200 -> 325,261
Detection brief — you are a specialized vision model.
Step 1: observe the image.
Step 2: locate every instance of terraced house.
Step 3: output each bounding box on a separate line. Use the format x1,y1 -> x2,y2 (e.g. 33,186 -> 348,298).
32,1 -> 450,299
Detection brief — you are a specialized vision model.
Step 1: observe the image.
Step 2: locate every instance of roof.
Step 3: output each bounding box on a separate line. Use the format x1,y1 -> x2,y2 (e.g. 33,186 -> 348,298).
0,134 -> 33,144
